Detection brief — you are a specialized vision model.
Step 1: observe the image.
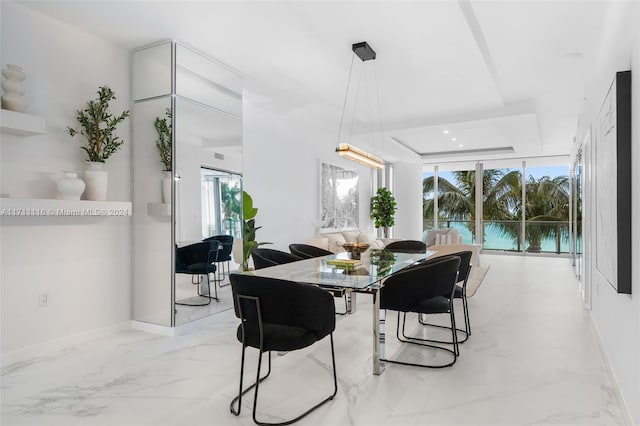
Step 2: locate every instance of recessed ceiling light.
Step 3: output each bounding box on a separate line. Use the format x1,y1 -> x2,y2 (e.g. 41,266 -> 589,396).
451,137 -> 457,141
458,144 -> 464,148
442,130 -> 449,134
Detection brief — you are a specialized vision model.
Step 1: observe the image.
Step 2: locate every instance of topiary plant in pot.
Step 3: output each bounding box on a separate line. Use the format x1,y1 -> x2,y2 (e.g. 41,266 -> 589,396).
67,85 -> 130,200
370,187 -> 397,238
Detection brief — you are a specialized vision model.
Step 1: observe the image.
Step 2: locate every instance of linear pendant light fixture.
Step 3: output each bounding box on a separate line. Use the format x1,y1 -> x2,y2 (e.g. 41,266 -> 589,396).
336,42 -> 385,170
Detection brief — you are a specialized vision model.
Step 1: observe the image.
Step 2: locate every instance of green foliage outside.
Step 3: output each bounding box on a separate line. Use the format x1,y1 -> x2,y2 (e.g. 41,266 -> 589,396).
242,191 -> 271,270
370,187 -> 397,238
67,86 -> 130,163
154,108 -> 172,171
423,170 -> 569,252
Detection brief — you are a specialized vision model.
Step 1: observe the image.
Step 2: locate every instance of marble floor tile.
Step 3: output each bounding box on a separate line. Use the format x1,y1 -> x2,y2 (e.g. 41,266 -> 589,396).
0,255 -> 631,425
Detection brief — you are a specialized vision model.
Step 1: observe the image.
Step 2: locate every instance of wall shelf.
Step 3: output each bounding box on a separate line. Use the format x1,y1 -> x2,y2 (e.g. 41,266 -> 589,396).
0,110 -> 46,136
0,198 -> 132,217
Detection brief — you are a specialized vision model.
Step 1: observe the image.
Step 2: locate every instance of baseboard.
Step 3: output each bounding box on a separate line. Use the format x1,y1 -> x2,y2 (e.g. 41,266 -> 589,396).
1,321 -> 131,368
131,314 -> 223,337
588,312 -> 635,424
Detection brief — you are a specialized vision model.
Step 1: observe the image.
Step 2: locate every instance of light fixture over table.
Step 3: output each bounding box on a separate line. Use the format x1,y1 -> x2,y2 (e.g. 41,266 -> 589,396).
335,41 -> 385,169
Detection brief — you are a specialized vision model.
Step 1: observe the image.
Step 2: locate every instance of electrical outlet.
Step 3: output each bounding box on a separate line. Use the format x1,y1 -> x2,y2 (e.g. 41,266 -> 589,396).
38,291 -> 48,307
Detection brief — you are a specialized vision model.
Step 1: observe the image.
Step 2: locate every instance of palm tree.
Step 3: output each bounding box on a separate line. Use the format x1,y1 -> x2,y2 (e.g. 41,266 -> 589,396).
424,171 -> 569,252
423,169 -> 521,239
519,175 -> 570,252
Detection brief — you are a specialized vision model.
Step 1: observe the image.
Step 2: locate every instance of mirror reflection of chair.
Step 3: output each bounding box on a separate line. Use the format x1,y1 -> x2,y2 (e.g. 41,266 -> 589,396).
229,274 -> 338,425
203,234 -> 234,287
288,243 -> 333,259
419,250 -> 473,343
175,241 -> 220,306
384,240 -> 426,253
251,248 -> 302,270
380,255 -> 461,368
289,243 -> 351,315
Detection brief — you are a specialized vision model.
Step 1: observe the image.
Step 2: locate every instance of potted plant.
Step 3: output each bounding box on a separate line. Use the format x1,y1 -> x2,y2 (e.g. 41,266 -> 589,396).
241,191 -> 271,270
370,187 -> 397,238
154,108 -> 172,203
67,85 -> 130,201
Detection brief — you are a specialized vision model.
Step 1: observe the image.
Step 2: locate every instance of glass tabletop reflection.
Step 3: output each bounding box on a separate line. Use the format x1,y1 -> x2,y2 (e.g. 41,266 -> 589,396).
242,250 -> 434,291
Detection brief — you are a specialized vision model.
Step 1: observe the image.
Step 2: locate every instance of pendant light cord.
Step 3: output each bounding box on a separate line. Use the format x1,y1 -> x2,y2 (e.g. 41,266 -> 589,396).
337,54 -> 356,146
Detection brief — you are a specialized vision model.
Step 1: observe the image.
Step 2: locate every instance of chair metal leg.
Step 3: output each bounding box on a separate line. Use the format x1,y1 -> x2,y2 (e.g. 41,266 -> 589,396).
230,348 -> 272,416
233,335 -> 337,426
418,295 -> 470,344
176,273 -> 219,306
382,312 -> 457,368
216,261 -> 232,288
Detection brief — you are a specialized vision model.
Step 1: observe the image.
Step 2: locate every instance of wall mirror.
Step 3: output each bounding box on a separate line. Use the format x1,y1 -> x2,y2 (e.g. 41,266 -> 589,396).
132,41 -> 242,328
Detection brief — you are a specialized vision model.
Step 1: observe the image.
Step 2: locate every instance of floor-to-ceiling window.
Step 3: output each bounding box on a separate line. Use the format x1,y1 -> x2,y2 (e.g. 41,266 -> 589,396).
524,165 -> 570,253
481,164 -> 522,251
423,158 -> 571,255
423,166 -> 475,243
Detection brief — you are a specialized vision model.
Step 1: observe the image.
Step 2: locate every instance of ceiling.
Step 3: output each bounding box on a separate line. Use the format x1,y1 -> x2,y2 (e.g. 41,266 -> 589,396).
19,0 -> 610,167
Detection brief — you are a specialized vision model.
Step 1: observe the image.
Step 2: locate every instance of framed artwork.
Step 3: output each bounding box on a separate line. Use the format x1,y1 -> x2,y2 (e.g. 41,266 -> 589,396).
319,162 -> 359,231
595,70 -> 631,294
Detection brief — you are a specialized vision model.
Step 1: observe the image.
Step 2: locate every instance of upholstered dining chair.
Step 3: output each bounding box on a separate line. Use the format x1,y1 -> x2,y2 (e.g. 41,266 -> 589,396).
380,255 -> 461,368
289,243 -> 351,315
203,234 -> 234,287
419,250 -> 473,343
288,243 -> 333,259
174,240 -> 220,306
384,240 -> 427,253
251,248 -> 303,270
229,274 -> 337,425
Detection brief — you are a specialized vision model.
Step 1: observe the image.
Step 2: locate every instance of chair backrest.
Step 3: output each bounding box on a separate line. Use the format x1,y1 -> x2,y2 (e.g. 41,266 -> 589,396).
289,243 -> 333,259
230,274 -> 335,338
252,248 -> 303,270
385,240 -> 426,253
380,255 -> 461,312
204,235 -> 234,261
175,240 -> 219,271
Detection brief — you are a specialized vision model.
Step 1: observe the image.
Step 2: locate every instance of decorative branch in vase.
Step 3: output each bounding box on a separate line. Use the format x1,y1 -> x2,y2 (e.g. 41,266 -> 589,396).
154,108 -> 172,203
67,85 -> 130,201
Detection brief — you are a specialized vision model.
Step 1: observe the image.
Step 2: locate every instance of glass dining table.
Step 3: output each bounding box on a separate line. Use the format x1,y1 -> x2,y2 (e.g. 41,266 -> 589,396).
240,249 -> 437,375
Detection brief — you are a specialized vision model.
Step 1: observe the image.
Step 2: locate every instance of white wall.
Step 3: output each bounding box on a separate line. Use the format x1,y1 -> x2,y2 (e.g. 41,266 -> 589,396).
242,82 -> 386,251
574,2 -> 640,422
392,162 -> 423,240
0,2 -> 132,356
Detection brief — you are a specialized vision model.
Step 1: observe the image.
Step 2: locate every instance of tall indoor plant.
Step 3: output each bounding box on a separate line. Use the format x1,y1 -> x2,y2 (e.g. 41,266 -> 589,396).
154,108 -> 172,203
67,85 -> 130,201
370,187 -> 397,238
241,190 -> 270,270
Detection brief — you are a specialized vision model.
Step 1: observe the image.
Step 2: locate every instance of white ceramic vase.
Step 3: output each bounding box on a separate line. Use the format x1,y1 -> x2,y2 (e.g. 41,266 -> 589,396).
57,172 -> 85,200
84,162 -> 108,201
1,64 -> 27,112
161,171 -> 172,203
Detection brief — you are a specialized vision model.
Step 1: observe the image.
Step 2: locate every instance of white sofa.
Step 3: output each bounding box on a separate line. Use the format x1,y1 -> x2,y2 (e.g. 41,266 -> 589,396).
424,228 -> 481,267
310,229 -> 386,253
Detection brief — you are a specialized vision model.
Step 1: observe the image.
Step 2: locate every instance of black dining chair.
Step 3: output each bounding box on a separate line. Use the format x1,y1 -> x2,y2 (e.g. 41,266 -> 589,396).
174,240 -> 220,306
380,255 -> 461,368
288,243 -> 333,259
289,243 -> 351,315
418,250 -> 473,343
384,240 -> 426,253
229,274 -> 337,425
251,248 -> 303,270
203,234 -> 234,287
